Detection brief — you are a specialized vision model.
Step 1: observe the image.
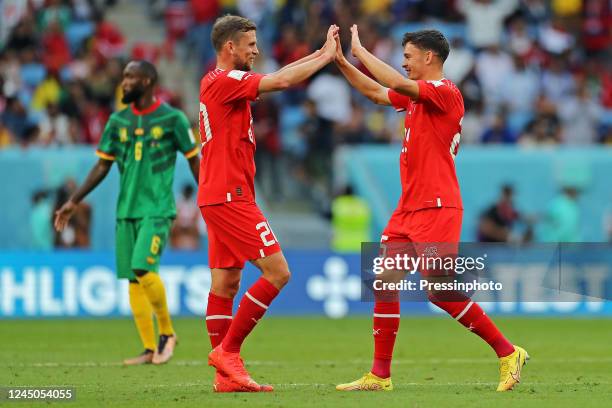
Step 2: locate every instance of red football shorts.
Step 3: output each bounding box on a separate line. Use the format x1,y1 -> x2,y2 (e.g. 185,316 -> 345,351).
380,207 -> 463,276
200,202 -> 282,269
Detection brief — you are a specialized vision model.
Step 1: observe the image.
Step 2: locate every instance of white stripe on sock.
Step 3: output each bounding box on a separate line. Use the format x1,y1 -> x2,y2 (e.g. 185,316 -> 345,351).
245,292 -> 268,310
455,301 -> 474,321
205,315 -> 232,320
373,313 -> 401,318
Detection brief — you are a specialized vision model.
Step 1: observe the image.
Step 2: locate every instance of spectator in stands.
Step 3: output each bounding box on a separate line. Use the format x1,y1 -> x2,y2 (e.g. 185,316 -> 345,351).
331,185 -> 371,253
1,96 -> 29,142
39,0 -> 72,32
444,37 -> 474,85
41,20 -> 71,72
170,185 -> 200,250
458,0 -> 519,49
30,190 -> 53,250
477,184 -> 531,242
481,111 -> 516,144
519,95 -> 561,145
253,93 -> 283,200
537,185 -> 582,242
306,65 -> 352,126
336,101 -> 372,144
541,56 -> 575,106
300,99 -> 333,188
475,44 -> 514,110
31,71 -> 62,112
5,18 -> 37,53
39,102 -> 71,145
91,11 -> 125,62
506,16 -> 534,58
186,0 -> 219,73
558,79 -> 602,144
80,99 -> 108,144
0,122 -> 13,148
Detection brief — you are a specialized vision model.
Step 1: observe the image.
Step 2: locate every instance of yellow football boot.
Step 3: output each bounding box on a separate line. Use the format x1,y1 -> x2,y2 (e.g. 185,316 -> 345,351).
336,372 -> 393,391
497,345 -> 530,391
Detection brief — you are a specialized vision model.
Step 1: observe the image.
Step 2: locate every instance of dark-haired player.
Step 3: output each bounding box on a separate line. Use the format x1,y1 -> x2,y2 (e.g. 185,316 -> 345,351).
333,27 -> 528,392
55,60 -> 199,366
199,15 -> 338,392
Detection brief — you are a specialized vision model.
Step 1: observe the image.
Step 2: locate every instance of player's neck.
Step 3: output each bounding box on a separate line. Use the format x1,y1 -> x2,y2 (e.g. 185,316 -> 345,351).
419,71 -> 445,81
215,54 -> 239,71
132,94 -> 156,112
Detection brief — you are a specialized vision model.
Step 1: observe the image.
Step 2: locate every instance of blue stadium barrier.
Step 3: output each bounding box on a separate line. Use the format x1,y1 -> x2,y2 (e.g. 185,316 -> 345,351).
1,146 -> 612,250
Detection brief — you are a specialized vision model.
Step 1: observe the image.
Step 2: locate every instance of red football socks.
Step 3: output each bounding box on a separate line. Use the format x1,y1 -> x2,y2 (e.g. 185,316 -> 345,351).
432,299 -> 515,358
222,277 -> 279,353
371,301 -> 400,378
206,292 -> 234,348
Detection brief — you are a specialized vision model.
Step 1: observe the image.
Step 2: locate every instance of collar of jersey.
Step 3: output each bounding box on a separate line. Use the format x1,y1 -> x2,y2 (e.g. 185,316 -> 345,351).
131,98 -> 162,116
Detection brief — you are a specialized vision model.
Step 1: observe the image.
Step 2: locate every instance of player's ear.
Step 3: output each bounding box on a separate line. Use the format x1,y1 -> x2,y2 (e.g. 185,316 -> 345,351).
425,50 -> 433,65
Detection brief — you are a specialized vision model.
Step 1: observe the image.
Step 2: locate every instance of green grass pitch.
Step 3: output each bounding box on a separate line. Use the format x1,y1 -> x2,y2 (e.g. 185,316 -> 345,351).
1,316 -> 610,407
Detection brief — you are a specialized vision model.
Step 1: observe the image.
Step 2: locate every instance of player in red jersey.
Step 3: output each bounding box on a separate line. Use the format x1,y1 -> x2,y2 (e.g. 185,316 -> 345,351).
333,27 -> 528,392
199,15 -> 339,392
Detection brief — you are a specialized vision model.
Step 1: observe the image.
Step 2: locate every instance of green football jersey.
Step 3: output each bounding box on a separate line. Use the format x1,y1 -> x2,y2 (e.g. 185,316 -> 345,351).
96,101 -> 199,219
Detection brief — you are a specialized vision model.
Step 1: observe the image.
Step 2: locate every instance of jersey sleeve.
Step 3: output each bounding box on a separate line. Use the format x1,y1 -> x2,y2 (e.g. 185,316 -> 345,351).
416,80 -> 456,112
174,111 -> 199,158
387,88 -> 411,112
96,118 -> 117,161
218,70 -> 265,103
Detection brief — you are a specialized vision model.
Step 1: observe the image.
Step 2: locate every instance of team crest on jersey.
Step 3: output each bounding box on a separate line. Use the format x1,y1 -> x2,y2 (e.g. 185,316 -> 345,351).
151,126 -> 164,139
119,128 -> 128,142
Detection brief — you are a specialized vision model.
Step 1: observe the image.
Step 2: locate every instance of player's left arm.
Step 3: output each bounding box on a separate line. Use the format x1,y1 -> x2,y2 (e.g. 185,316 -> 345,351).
276,49 -> 324,73
350,24 -> 420,99
174,111 -> 200,183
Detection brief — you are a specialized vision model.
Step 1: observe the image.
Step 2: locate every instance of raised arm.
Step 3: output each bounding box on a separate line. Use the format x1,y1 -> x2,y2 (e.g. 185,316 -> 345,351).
258,25 -> 338,93
276,48 -> 324,73
350,25 -> 419,99
334,36 -> 391,106
54,158 -> 113,231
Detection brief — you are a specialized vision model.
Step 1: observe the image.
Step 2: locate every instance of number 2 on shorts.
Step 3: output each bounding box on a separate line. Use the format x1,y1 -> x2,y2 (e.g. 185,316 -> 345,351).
256,222 -> 277,247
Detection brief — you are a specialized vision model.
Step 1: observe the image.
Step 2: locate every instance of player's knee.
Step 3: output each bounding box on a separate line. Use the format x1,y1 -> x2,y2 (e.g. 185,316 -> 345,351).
264,266 -> 291,288
211,280 -> 240,299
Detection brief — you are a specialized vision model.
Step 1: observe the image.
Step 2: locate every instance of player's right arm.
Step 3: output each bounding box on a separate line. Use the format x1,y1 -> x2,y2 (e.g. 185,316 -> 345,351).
258,25 -> 338,93
54,158 -> 113,231
55,117 -> 118,231
334,36 -> 391,106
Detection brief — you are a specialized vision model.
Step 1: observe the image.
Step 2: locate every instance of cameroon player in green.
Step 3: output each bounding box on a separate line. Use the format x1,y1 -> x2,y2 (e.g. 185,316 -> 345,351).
54,60 -> 200,365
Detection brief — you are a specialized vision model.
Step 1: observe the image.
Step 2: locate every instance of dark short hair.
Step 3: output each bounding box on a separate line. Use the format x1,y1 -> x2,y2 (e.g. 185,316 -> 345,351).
211,14 -> 257,52
133,60 -> 158,85
401,30 -> 450,63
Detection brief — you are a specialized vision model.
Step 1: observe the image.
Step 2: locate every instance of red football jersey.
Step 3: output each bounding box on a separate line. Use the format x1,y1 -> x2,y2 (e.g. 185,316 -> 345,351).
387,79 -> 464,211
197,68 -> 265,206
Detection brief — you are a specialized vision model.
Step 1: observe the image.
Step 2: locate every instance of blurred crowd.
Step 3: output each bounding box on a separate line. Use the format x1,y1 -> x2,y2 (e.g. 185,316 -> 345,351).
2,0 -> 611,204
0,0 -> 184,149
